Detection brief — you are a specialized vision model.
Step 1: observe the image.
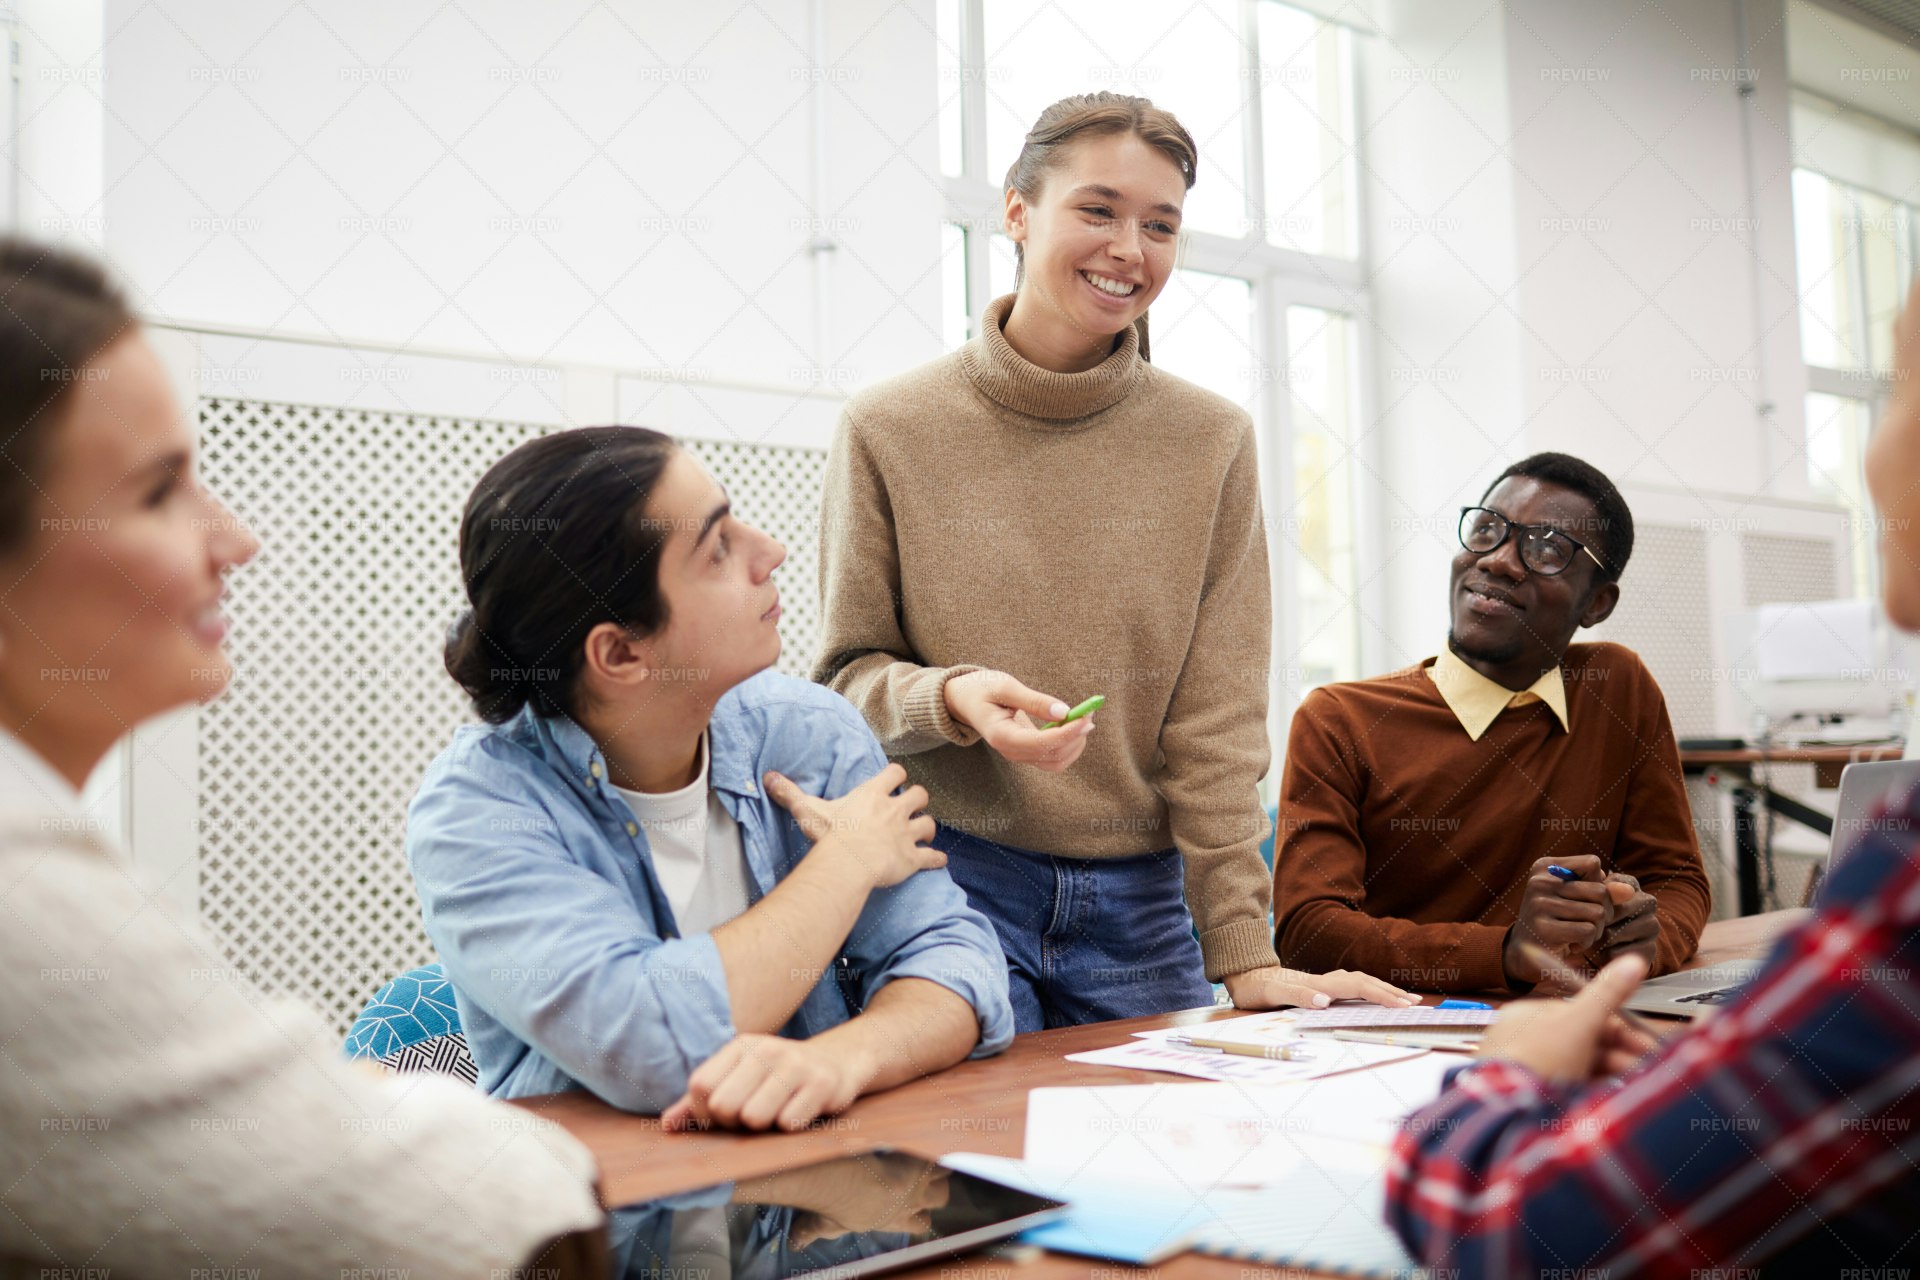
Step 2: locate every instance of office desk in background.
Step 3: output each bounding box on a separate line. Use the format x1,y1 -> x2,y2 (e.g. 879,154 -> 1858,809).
510,909 -> 1806,1280
1679,743 -> 1902,915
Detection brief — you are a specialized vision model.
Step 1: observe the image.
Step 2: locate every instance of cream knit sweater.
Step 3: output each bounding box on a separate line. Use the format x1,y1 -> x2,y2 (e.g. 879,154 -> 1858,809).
813,294 -> 1279,979
0,745 -> 602,1277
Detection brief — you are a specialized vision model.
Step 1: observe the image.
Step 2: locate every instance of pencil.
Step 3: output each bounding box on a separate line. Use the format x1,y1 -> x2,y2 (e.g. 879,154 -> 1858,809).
1164,1035 -> 1318,1062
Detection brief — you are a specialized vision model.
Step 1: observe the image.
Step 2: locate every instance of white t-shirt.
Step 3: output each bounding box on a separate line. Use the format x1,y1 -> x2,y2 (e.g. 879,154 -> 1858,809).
613,732 -> 752,935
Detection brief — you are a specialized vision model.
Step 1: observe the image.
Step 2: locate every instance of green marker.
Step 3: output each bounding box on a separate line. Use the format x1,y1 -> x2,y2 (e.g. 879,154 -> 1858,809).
1041,694 -> 1105,730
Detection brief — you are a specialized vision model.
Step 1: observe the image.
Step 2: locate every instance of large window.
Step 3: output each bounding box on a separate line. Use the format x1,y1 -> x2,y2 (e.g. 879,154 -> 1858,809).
937,0 -> 1372,763
1287,305 -> 1360,690
1801,383 -> 1880,599
1256,3 -> 1358,259
1790,91 -> 1920,597
1793,167 -> 1914,376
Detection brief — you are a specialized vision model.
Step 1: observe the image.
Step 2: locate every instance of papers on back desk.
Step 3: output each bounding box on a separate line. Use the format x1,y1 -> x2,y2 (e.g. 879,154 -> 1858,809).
1024,1053 -> 1460,1188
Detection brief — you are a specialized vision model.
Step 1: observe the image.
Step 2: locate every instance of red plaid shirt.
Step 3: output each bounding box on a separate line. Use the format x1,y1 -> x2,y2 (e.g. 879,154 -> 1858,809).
1386,783 -> 1920,1276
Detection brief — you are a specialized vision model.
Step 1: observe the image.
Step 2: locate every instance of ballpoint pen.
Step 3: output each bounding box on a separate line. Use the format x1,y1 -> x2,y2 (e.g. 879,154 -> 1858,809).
1323,1029 -> 1483,1053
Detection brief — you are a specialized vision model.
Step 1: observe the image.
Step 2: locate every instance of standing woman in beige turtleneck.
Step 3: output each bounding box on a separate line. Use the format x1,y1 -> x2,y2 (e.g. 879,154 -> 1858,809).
812,92 -> 1412,1030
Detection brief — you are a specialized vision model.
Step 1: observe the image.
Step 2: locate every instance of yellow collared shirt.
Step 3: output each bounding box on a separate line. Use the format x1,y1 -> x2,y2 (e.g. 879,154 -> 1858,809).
1426,643 -> 1570,742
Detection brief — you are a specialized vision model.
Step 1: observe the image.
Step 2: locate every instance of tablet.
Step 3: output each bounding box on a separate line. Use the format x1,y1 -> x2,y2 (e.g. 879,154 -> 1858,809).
604,1146 -> 1065,1278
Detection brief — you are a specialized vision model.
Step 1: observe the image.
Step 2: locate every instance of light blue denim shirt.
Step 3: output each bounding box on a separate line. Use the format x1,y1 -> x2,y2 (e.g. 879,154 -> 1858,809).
406,670 -> 1014,1113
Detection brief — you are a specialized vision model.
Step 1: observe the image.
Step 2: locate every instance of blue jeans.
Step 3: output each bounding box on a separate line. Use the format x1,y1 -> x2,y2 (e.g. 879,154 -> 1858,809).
933,823 -> 1215,1032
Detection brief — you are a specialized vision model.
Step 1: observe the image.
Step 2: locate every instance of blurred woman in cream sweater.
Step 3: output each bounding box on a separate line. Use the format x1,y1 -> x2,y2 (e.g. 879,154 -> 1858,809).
0,240 -> 605,1279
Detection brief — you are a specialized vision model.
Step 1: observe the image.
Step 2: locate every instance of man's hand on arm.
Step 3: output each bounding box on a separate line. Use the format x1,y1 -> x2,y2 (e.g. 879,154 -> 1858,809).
711,763 -> 943,1034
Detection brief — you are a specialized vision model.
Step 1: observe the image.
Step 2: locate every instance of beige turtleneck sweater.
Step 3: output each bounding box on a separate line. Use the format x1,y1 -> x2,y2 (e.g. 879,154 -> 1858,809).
811,294 -> 1279,980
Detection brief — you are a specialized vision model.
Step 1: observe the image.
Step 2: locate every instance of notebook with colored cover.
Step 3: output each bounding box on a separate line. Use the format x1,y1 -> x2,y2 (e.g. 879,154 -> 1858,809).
939,1153 -> 1423,1277
1183,1166 -> 1423,1278
936,1153 -> 1236,1265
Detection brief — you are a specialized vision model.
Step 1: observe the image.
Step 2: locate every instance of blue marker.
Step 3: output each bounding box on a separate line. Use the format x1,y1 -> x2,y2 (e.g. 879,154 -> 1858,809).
1547,864 -> 1579,882
1435,999 -> 1493,1011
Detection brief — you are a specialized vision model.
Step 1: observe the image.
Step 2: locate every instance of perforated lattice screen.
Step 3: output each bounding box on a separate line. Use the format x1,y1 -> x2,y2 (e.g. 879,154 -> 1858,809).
1582,524 -> 1732,912
196,401 -> 830,1035
196,399 -> 550,1035
1587,523 -> 1717,738
1741,532 -> 1838,607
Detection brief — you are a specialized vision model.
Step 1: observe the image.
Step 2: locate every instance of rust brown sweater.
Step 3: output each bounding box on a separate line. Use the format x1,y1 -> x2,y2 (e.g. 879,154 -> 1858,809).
1273,642 -> 1711,992
811,294 -> 1278,980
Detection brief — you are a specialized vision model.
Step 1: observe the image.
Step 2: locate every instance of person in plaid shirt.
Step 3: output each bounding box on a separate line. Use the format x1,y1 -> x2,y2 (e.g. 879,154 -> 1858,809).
1384,281 -> 1920,1276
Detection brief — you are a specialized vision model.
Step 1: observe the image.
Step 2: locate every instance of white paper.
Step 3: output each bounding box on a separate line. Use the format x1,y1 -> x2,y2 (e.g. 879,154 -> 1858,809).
1287,1005 -> 1497,1030
1130,1010 -> 1309,1042
1068,1033 -> 1426,1084
1129,1004 -> 1494,1040
1022,1054 -> 1461,1188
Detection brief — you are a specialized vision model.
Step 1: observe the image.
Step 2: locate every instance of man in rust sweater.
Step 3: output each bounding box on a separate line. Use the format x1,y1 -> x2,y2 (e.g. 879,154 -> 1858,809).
1273,452 -> 1710,993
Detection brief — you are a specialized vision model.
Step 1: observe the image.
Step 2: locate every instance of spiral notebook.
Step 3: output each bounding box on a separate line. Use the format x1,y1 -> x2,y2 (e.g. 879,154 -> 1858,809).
1183,1166 -> 1424,1278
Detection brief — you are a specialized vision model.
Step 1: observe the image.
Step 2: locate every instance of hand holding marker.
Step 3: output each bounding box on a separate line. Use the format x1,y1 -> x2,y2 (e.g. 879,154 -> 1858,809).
941,674 -> 1096,774
1547,862 -> 1636,908
1040,694 -> 1105,730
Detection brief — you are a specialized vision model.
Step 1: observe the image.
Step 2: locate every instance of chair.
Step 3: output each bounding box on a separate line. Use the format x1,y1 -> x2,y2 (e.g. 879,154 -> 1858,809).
344,962 -> 479,1084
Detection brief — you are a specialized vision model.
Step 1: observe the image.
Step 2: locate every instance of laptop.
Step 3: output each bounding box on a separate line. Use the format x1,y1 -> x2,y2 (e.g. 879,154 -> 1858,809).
1622,757 -> 1920,1019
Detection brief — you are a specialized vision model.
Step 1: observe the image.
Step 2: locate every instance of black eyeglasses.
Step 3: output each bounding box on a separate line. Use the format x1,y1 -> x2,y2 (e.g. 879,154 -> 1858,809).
1458,507 -> 1606,577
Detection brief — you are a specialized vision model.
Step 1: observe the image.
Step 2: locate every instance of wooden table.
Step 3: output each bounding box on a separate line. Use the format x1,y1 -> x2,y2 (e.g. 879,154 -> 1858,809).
512,910 -> 1805,1278
1679,743 -> 1902,914
1677,744 -> 1903,788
